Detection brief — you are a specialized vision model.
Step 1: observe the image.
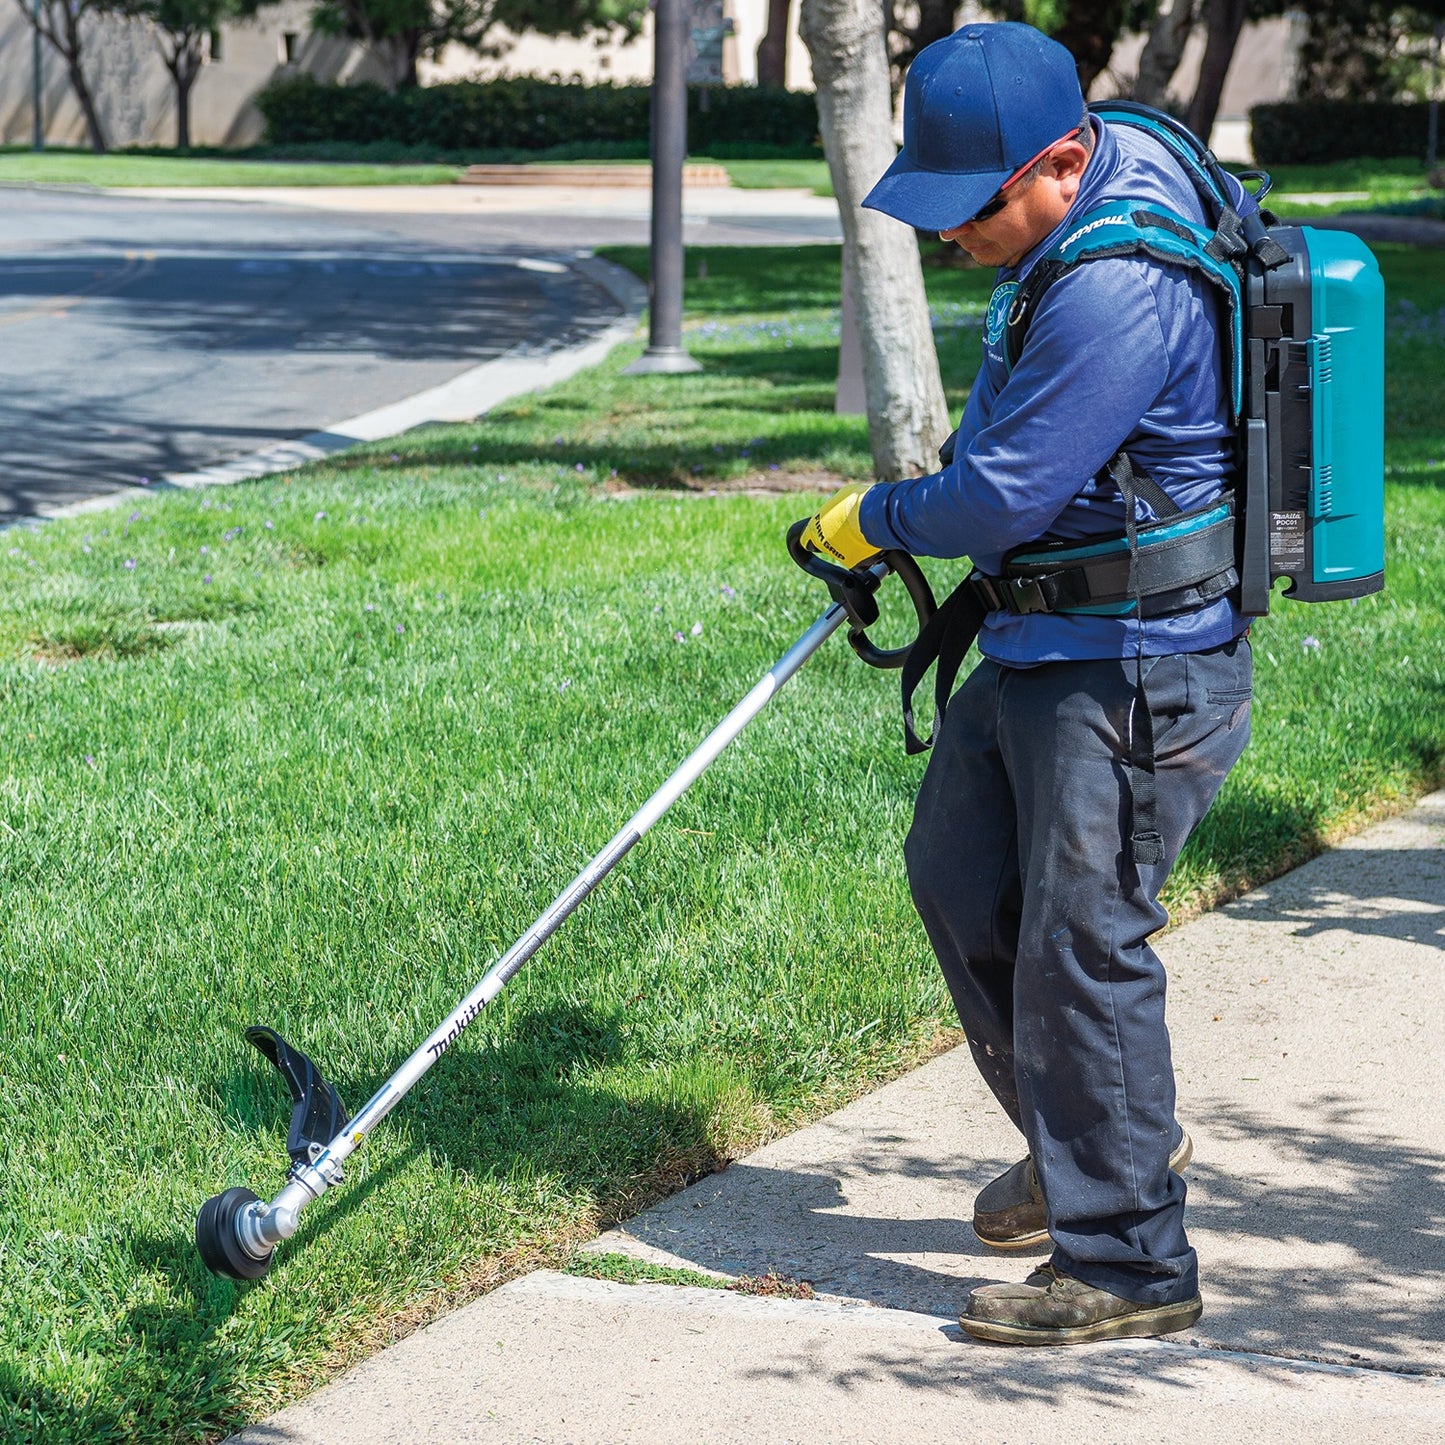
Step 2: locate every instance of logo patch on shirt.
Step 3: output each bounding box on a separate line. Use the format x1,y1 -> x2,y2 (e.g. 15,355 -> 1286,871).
985,281 -> 1019,347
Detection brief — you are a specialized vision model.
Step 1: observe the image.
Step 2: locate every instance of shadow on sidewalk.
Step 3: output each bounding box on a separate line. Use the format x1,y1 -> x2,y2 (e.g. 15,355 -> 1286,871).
613,1098 -> 1445,1378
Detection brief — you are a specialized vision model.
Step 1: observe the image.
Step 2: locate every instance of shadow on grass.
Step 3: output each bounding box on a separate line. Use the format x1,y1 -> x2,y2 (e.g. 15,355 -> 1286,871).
9,1001 -> 730,1443
600,245 -> 842,316
339,422 -> 863,485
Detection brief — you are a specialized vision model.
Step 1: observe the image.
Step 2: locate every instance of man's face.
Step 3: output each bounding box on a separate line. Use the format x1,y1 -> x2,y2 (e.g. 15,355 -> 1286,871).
938,134 -> 1089,269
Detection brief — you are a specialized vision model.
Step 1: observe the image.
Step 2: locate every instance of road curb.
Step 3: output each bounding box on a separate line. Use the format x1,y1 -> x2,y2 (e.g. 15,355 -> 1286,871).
24,250 -> 646,526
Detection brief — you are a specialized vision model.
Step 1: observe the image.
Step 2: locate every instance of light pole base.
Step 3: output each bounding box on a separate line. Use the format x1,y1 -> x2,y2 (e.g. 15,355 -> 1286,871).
623,347 -> 703,376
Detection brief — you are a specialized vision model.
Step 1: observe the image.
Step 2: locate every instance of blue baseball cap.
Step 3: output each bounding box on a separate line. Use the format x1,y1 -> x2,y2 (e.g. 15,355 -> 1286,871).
863,23 -> 1085,233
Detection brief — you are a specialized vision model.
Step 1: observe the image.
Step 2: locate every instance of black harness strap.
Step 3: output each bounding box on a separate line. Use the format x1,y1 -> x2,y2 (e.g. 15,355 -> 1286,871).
900,578 -> 989,755
900,449 -> 1223,867
1113,454 -> 1164,867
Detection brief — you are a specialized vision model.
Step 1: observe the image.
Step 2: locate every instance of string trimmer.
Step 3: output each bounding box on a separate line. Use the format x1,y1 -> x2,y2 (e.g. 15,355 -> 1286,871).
196,525 -> 934,1280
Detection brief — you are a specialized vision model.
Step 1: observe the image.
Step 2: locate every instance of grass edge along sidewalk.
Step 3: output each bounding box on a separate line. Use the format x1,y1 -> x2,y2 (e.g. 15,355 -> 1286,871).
0,241 -> 1441,1444
0,145 -> 1441,216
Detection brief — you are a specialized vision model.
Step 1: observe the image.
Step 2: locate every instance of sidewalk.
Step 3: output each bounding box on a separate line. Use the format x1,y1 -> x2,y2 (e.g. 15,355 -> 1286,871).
233,789 -> 1445,1443
123,181 -> 848,247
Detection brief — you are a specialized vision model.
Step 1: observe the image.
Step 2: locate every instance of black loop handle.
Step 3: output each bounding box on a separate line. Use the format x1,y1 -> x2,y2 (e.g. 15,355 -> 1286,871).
786,519 -> 936,670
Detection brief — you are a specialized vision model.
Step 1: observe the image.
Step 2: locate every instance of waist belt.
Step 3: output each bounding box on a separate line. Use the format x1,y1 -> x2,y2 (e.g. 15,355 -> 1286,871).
901,452 -> 1238,867
977,501 -> 1237,617
900,497 -> 1237,756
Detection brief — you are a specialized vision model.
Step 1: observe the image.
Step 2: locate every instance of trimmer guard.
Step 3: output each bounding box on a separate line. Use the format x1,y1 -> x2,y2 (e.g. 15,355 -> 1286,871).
245,1025 -> 349,1168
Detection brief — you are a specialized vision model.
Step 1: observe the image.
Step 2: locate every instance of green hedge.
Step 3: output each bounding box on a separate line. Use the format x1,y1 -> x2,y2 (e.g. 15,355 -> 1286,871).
256,76 -> 821,154
1251,101 -> 1436,165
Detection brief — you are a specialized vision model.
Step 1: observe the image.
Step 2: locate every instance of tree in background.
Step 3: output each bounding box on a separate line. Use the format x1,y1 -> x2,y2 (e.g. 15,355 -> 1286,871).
886,0 -> 961,90
952,1 -> 1152,94
757,0 -> 793,85
1130,0 -> 1196,107
1293,0 -> 1445,101
1182,0 -> 1246,140
799,0 -> 950,480
309,0 -> 647,92
10,0 -> 116,151
129,0 -> 276,147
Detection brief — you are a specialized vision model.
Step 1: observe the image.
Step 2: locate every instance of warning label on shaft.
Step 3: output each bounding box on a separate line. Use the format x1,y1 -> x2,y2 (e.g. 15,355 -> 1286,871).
1270,510 -> 1307,570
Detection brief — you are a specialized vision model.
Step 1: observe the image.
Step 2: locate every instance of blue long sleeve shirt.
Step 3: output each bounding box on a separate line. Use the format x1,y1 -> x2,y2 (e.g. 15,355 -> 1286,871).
858,116 -> 1249,665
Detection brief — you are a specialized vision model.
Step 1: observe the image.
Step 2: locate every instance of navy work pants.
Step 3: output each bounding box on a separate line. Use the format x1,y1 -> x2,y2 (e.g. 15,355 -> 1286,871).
905,640 -> 1252,1305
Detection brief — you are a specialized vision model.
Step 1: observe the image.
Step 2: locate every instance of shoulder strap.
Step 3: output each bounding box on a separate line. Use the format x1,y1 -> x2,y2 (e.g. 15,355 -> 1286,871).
1005,201 -> 1246,419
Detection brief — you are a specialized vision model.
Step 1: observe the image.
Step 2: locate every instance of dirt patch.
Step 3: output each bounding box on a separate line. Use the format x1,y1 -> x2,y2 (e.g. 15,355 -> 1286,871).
604,469 -> 851,499
733,1271 -> 817,1299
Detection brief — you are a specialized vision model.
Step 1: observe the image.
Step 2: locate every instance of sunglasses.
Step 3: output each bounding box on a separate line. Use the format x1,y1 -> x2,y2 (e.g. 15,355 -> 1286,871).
963,127 -> 1087,226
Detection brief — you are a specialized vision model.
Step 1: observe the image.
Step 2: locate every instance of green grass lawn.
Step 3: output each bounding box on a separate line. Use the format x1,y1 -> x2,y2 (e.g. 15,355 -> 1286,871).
3,143 -> 1438,215
0,145 -> 827,192
1261,158 -> 1442,216
0,147 -> 463,188
1,242 -> 1441,1443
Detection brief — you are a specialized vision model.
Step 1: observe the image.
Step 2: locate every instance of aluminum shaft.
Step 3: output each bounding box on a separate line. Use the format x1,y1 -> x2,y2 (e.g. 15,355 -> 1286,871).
237,592 -> 855,1254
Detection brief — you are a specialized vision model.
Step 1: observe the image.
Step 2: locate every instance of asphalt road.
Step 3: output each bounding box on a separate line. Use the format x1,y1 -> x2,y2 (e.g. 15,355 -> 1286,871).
0,188 -> 630,518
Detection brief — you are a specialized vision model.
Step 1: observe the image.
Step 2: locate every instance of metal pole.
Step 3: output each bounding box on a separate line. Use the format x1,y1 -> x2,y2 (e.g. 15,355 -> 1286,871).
32,0 -> 43,151
624,0 -> 701,375
1428,24 -> 1442,170
228,592 -> 855,1260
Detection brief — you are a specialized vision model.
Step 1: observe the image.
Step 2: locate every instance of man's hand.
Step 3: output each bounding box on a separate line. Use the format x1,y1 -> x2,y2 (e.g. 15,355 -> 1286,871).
799,483 -> 881,570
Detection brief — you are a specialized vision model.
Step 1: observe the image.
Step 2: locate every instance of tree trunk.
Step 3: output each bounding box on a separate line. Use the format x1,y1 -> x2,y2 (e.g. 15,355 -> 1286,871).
1185,0 -> 1247,143
67,56 -> 107,153
890,0 -> 959,78
160,36 -> 204,149
174,62 -> 198,149
1052,0 -> 1128,97
799,0 -> 949,481
756,0 -> 791,87
1132,0 -> 1197,108
32,0 -> 109,152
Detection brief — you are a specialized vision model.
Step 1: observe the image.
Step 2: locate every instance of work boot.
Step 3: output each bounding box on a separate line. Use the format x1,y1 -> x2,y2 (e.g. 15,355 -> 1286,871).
972,1128 -> 1194,1251
961,1262 -> 1203,1346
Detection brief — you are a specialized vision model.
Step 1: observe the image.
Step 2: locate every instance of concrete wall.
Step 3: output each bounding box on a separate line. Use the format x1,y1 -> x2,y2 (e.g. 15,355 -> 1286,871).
0,2 -> 369,148
1094,12 -> 1306,122
421,3 -> 815,89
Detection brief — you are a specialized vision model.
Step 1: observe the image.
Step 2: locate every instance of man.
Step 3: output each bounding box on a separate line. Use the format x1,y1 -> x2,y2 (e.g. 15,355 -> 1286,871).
800,21 -> 1253,1345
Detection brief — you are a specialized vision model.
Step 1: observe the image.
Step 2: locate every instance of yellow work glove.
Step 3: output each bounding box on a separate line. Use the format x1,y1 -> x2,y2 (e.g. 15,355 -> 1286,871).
799,483 -> 881,570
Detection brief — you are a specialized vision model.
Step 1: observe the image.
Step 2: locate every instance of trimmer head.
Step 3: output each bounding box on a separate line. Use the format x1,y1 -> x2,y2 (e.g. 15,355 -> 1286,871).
195,1027 -> 349,1280
196,1186 -> 273,1280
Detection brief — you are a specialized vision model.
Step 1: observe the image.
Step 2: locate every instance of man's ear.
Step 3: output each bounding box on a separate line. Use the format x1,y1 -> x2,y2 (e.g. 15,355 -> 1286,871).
1052,139 -> 1091,205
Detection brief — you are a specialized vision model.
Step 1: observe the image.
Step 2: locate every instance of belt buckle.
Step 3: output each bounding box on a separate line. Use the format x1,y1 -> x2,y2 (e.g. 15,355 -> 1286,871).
1005,575 -> 1050,615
